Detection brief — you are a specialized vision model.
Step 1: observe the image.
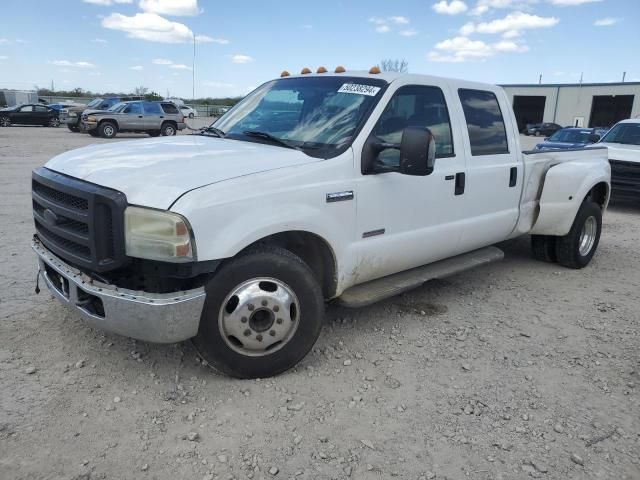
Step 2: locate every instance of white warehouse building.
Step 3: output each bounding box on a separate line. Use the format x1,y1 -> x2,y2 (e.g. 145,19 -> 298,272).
500,82 -> 640,132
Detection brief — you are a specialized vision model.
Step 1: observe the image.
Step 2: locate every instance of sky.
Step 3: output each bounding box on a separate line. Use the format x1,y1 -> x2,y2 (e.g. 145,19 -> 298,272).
0,0 -> 638,99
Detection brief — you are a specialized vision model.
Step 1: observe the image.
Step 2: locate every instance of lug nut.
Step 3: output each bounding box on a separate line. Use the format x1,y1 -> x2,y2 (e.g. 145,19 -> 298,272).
273,305 -> 280,312
261,300 -> 268,307
247,304 -> 255,311
256,334 -> 263,342
241,317 -> 247,323
276,318 -> 283,324
243,329 -> 251,337
269,330 -> 276,336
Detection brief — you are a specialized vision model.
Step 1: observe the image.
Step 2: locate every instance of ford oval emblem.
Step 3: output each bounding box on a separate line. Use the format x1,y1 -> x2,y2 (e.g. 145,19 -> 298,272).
43,209 -> 59,226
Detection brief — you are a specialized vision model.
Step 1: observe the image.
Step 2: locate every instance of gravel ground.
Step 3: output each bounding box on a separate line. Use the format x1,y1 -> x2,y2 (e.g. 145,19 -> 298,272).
1,125 -> 639,480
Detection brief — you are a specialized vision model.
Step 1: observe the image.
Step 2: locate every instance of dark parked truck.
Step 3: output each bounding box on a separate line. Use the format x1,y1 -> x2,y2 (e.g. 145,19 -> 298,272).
62,97 -> 137,132
31,70 -> 610,378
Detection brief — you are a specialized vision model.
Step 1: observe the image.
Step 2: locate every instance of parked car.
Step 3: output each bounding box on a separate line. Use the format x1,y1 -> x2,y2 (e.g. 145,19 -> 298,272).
180,105 -> 198,118
31,70 -> 610,378
46,102 -> 83,112
535,128 -> 602,150
62,97 -> 138,132
0,104 -> 60,127
525,122 -> 562,136
593,119 -> 640,201
82,100 -> 186,138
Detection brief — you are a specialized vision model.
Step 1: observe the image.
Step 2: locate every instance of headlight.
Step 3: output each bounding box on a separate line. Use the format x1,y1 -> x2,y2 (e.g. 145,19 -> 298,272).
69,112 -> 77,117
124,207 -> 195,262
87,115 -> 96,122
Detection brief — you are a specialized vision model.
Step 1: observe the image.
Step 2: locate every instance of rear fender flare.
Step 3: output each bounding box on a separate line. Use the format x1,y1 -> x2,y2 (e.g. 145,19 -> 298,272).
530,160 -> 610,236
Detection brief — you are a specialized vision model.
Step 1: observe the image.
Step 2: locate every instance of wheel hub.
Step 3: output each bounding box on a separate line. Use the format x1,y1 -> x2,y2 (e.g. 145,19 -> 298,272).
218,277 -> 299,357
578,215 -> 597,256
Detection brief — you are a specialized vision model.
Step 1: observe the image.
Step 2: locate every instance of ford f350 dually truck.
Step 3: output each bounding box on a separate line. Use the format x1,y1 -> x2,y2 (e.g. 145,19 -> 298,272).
32,68 -> 610,378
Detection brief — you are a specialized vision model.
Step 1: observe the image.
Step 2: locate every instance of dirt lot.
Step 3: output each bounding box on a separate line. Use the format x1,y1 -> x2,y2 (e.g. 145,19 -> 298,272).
1,125 -> 639,480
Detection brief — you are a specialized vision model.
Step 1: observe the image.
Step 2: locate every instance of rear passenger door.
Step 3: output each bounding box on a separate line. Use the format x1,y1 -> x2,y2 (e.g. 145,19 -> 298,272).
142,102 -> 163,131
122,102 -> 144,130
454,88 -> 521,252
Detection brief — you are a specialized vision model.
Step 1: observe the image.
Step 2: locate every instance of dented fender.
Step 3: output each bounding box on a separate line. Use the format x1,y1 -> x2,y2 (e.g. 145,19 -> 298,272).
530,158 -> 610,236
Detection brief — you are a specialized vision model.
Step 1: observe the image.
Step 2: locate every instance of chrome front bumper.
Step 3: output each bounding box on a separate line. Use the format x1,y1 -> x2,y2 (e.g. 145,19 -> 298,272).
32,238 -> 206,343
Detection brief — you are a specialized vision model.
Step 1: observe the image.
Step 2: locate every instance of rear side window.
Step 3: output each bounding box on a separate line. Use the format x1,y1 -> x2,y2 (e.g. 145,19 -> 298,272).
143,102 -> 162,115
161,103 -> 179,114
458,89 -> 509,156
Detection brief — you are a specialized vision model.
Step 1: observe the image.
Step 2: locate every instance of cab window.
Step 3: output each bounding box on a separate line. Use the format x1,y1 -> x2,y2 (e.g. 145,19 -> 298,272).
371,85 -> 454,170
458,89 -> 509,156
123,103 -> 142,115
143,102 -> 162,115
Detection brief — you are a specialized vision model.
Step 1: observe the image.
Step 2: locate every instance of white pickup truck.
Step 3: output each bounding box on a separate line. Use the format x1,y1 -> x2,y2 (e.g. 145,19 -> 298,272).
594,119 -> 640,200
32,69 -> 610,378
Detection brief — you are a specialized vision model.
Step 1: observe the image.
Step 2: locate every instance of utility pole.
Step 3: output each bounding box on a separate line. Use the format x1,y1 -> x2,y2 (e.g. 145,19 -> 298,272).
538,74 -> 542,85
622,71 -> 626,82
192,33 -> 196,102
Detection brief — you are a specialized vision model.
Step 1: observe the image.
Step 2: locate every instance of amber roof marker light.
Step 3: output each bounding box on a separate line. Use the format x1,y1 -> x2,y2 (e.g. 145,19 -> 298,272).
369,66 -> 381,74
335,66 -> 346,73
317,66 -> 328,73
300,67 -> 312,74
280,71 -> 290,77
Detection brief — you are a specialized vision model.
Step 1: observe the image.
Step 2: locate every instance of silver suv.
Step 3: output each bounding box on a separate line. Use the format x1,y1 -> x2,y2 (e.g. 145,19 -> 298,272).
82,101 -> 186,138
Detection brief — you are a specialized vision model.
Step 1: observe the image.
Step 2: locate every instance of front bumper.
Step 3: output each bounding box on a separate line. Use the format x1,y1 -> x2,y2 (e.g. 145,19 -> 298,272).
32,237 -> 205,343
62,113 -> 80,125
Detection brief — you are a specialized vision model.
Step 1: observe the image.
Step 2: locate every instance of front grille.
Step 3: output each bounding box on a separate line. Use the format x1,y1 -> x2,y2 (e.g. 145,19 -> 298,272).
610,160 -> 640,185
32,167 -> 128,272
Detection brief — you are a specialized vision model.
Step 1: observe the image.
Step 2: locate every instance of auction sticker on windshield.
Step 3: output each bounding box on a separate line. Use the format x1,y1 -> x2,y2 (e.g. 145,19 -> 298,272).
338,83 -> 381,96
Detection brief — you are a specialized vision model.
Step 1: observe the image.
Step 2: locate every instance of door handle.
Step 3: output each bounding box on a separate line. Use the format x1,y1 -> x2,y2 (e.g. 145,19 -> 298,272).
138,115 -> 143,118
455,172 -> 465,196
509,167 -> 517,187
159,116 -> 164,119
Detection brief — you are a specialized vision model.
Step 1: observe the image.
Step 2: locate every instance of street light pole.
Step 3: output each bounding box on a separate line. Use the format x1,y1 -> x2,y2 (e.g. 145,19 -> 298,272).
192,33 -> 196,101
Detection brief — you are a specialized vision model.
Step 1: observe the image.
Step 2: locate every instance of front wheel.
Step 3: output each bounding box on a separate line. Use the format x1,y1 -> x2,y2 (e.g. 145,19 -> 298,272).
48,117 -> 60,128
188,112 -> 194,119
555,201 -> 602,269
98,121 -> 117,139
193,246 -> 324,379
0,116 -> 10,127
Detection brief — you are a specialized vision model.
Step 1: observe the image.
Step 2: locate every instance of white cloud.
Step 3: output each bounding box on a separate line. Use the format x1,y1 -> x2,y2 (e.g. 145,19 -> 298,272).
461,12 -> 558,36
102,12 -> 206,43
195,35 -> 228,44
400,29 -> 418,37
170,63 -> 191,70
547,0 -> 601,5
432,1 -> 468,15
469,0 -> 537,16
92,38 -> 108,44
231,54 -> 253,64
428,35 -> 528,62
139,0 -> 200,16
152,58 -> 173,64
593,17 -> 620,26
129,65 -> 144,70
375,25 -> 391,33
49,60 -> 96,68
83,0 -> 132,5
390,16 -> 410,24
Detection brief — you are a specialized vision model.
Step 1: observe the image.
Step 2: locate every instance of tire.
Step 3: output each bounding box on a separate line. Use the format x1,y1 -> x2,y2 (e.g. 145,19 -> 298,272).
555,201 -> 602,269
48,117 -> 60,128
193,246 -> 324,379
534,130 -> 541,137
531,235 -> 557,263
98,121 -> 117,139
0,116 -> 11,127
148,130 -> 161,137
161,122 -> 176,136
67,123 -> 79,132
189,112 -> 194,119
88,130 -> 99,137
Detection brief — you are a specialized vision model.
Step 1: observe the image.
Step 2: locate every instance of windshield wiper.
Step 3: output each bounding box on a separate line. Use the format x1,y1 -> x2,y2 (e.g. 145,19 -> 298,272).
242,130 -> 299,150
199,126 -> 226,138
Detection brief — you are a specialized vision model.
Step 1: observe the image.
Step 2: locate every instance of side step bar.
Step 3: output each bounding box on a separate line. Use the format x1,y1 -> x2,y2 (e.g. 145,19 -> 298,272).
338,246 -> 504,308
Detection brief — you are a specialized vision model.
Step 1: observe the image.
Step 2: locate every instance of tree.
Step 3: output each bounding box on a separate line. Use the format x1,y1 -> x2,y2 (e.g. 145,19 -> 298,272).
134,86 -> 149,96
380,59 -> 408,73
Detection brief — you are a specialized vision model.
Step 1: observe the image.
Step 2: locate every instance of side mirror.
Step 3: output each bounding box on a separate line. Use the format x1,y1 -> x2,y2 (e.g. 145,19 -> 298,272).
399,126 -> 436,176
588,134 -> 600,143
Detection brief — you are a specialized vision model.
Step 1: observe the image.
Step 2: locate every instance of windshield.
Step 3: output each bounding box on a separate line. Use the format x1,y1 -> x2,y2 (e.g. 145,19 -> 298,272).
600,123 -> 640,145
107,102 -> 126,112
212,76 -> 387,157
548,129 -> 593,143
87,98 -> 103,108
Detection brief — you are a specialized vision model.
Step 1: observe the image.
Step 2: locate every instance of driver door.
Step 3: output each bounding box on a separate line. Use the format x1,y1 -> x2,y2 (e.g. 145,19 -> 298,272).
123,102 -> 144,130
353,84 -> 467,283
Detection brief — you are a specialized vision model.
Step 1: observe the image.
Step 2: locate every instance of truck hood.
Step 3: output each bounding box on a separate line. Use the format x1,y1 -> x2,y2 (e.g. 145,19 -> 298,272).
45,135 -> 318,209
597,142 -> 640,163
